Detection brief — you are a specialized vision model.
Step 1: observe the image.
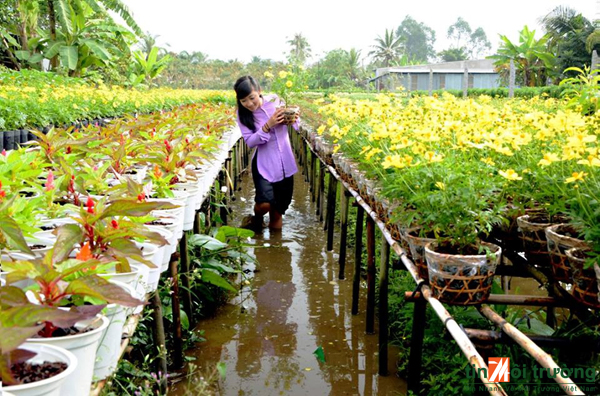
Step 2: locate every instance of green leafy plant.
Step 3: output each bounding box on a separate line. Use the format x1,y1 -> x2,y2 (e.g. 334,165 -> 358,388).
560,66 -> 600,115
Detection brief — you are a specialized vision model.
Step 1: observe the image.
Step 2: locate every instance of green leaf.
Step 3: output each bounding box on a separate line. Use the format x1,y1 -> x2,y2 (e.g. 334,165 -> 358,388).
180,309 -> 189,330
0,215 -> 32,255
201,269 -> 236,292
82,39 -> 111,61
65,276 -> 143,307
202,259 -> 238,273
313,346 -> 326,363
100,199 -> 177,219
0,326 -> 42,355
53,224 -> 83,263
188,234 -> 227,250
59,45 -> 78,70
0,286 -> 29,310
216,362 -> 227,379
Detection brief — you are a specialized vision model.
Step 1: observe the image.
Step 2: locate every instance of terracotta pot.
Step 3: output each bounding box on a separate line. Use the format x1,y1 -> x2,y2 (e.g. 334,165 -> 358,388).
565,248 -> 599,309
425,241 -> 501,305
545,224 -> 588,284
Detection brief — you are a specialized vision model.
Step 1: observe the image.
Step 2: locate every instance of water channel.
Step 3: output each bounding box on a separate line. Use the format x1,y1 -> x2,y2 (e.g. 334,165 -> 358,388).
171,165 -> 406,395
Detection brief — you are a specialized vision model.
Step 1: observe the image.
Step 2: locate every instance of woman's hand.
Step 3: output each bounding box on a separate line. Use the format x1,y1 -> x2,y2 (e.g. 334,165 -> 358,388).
266,108 -> 285,130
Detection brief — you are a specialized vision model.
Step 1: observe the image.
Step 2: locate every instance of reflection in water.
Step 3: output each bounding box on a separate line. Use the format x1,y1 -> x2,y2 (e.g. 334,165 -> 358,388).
171,171 -> 406,396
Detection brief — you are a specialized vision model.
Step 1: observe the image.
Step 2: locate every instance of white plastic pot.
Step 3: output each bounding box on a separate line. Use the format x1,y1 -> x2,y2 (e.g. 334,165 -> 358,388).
149,195 -> 185,239
143,227 -> 173,282
146,219 -> 178,272
26,315 -> 109,396
99,263 -> 148,315
1,237 -> 56,262
3,343 -> 77,396
93,281 -> 137,381
172,182 -> 200,231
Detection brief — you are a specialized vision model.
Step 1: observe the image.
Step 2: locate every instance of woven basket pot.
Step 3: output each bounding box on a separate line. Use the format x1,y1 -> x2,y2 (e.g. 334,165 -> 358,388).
425,241 -> 501,305
403,228 -> 436,282
282,106 -> 299,124
545,224 -> 588,284
565,248 -> 599,309
517,214 -> 568,268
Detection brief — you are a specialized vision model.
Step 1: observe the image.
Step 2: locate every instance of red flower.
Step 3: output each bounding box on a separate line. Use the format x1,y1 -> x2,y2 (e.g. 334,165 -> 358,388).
137,193 -> 146,202
164,139 -> 172,153
111,220 -> 119,229
66,146 -> 72,154
1,149 -> 6,156
86,196 -> 95,214
45,171 -> 55,192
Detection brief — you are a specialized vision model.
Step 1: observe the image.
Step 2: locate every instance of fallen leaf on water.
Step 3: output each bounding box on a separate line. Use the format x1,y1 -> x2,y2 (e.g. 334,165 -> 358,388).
313,346 -> 326,363
304,367 -> 312,371
329,281 -> 337,285
328,342 -> 334,345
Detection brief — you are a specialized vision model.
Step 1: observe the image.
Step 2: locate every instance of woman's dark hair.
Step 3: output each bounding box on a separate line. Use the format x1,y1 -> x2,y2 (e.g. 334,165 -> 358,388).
234,76 -> 261,131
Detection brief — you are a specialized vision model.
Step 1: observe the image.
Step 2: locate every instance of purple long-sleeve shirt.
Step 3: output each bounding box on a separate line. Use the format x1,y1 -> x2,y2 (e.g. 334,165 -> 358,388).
237,94 -> 299,183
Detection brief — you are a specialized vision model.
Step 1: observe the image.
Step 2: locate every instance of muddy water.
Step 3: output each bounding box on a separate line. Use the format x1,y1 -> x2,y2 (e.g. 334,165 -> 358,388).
171,169 -> 406,395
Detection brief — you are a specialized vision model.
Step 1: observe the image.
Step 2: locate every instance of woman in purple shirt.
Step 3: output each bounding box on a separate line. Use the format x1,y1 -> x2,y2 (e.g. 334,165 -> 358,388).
234,76 -> 299,230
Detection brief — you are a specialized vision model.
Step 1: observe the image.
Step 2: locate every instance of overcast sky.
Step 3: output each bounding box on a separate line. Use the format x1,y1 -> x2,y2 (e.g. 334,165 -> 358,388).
122,0 -> 596,64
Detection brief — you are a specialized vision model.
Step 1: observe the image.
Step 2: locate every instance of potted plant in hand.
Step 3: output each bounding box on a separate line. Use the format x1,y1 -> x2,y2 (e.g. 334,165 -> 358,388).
265,68 -> 306,124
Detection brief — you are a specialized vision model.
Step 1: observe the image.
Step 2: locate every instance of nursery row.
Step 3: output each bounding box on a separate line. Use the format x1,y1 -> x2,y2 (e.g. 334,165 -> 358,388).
303,92 -> 600,307
0,101 -> 237,395
0,69 -> 234,131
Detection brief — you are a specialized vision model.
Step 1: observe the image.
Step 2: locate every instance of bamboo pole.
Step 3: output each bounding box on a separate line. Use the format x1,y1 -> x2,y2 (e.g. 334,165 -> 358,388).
478,305 -> 584,395
378,236 -> 390,376
463,328 -> 593,349
310,151 -> 317,203
318,165 -> 325,221
338,188 -> 350,279
352,205 -> 364,315
366,216 -> 376,335
404,292 -> 569,307
407,297 -> 427,393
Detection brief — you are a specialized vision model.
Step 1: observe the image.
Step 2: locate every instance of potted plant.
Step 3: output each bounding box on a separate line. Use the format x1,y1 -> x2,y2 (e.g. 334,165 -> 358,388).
265,67 -> 306,124
1,287 -> 78,396
3,247 -> 143,395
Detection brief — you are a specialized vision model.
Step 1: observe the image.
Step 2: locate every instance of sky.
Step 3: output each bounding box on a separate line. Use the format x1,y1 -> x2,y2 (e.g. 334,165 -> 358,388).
122,0 -> 596,64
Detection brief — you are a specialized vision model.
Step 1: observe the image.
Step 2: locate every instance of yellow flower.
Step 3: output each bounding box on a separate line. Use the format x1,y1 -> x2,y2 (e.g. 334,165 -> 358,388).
565,171 -> 587,184
577,155 -> 600,167
435,181 -> 446,190
72,103 -> 79,109
317,125 -> 326,135
423,151 -> 443,163
286,80 -> 293,88
538,152 -> 560,166
264,71 -> 274,79
481,157 -> 495,166
499,169 -> 522,181
278,71 -> 288,79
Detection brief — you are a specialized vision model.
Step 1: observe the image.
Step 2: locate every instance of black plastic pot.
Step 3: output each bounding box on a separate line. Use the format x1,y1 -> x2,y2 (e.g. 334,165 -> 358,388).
3,130 -> 16,151
20,129 -> 29,145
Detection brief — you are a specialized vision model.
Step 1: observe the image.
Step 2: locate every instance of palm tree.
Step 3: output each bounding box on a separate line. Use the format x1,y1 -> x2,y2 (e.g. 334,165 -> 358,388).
287,33 -> 311,64
346,48 -> 362,81
489,26 -> 555,86
369,29 -> 404,67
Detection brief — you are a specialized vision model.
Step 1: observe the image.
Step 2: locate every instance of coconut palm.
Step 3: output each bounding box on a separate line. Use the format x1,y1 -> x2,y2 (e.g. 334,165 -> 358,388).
489,25 -> 555,86
287,33 -> 311,64
346,48 -> 362,81
369,29 -> 404,67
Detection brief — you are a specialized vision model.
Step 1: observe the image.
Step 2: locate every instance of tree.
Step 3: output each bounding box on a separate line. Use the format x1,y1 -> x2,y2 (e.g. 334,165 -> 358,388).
489,25 -> 555,86
540,6 -> 595,78
395,15 -> 436,63
445,17 -> 491,59
287,33 -> 311,65
346,48 -> 363,81
369,29 -> 404,67
438,47 -> 468,62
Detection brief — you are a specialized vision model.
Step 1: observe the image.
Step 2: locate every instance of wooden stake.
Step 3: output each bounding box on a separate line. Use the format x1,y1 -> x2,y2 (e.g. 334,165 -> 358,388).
150,292 -> 168,393
169,255 -> 184,369
317,164 -> 325,221
326,173 -> 337,250
378,236 -> 390,376
352,205 -> 364,315
179,232 -> 194,327
338,188 -> 350,279
407,296 -> 426,393
366,216 -> 375,335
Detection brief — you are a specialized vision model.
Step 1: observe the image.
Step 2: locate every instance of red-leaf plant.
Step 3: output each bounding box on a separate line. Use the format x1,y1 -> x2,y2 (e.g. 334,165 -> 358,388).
52,196 -> 175,272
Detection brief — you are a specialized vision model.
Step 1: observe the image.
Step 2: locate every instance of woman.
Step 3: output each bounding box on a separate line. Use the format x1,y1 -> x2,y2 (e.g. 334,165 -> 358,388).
234,75 -> 300,230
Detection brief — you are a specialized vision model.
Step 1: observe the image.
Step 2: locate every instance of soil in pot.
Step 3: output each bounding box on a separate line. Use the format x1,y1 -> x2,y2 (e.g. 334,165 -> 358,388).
11,361 -> 68,384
